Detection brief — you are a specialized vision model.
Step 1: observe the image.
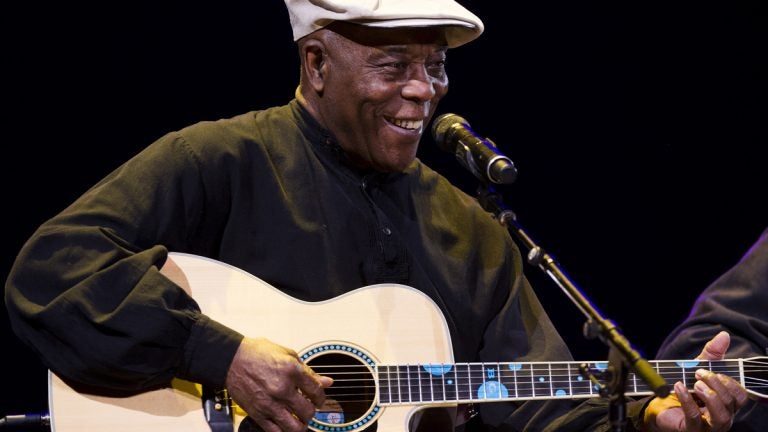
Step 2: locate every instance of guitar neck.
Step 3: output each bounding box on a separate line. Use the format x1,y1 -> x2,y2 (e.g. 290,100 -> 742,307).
376,358 -> 754,406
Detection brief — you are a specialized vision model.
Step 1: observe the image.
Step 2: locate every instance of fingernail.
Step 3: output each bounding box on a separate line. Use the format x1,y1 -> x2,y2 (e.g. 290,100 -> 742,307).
695,368 -> 707,379
694,381 -> 707,393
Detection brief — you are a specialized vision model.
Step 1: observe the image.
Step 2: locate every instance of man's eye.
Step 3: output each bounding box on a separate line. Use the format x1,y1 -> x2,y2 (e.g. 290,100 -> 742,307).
429,60 -> 446,68
427,61 -> 446,76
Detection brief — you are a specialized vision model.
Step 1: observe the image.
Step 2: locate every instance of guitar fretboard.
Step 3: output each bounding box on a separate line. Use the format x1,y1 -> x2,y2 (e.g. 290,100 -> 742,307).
375,358 -> 760,406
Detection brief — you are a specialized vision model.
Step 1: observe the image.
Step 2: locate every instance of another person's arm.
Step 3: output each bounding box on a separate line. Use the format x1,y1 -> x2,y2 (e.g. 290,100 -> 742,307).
653,227 -> 768,431
657,228 -> 768,360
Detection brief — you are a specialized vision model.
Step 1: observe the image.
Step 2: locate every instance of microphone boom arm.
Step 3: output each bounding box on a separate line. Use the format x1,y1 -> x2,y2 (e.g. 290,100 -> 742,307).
475,184 -> 669,432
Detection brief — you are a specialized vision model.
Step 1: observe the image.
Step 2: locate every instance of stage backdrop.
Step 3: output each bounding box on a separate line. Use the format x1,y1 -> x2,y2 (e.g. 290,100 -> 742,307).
3,1 -> 765,421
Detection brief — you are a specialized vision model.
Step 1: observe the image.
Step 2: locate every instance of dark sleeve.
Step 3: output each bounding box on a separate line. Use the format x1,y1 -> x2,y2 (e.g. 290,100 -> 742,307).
657,227 -> 768,360
655,227 -> 768,431
4,132 -> 243,394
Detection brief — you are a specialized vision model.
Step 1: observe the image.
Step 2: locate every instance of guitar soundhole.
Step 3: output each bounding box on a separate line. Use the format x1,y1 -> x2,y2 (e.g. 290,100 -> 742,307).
304,347 -> 380,430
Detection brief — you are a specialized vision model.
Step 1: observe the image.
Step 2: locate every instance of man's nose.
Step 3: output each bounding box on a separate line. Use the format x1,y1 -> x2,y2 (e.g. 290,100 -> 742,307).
401,64 -> 438,102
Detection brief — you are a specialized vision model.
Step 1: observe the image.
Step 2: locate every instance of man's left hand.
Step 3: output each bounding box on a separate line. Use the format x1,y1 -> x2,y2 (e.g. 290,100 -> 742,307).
643,331 -> 749,431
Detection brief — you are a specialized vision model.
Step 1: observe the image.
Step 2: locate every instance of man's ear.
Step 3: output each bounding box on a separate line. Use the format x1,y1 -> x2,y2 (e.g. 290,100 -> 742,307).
301,39 -> 327,94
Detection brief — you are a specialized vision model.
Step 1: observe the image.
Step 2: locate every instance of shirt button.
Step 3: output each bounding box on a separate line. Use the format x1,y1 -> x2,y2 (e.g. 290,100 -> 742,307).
382,227 -> 392,235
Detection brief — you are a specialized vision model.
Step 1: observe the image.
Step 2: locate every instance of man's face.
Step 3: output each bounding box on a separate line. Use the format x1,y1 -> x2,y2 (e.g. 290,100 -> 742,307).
317,25 -> 450,173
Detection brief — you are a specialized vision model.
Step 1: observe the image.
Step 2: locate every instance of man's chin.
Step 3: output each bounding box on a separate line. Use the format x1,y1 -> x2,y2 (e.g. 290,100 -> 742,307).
374,154 -> 419,173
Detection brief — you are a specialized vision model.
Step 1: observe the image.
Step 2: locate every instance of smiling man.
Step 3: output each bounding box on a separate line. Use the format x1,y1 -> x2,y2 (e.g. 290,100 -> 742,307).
297,21 -> 450,173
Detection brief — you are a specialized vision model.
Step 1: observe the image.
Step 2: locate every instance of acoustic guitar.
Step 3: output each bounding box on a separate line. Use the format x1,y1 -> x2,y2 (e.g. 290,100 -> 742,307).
48,253 -> 768,431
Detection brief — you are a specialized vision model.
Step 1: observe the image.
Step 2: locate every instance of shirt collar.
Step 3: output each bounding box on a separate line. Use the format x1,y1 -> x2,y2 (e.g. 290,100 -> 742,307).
289,99 -> 410,186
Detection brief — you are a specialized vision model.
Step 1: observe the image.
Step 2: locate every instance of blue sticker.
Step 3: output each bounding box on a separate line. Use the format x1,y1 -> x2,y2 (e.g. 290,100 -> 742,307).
477,381 -> 509,399
315,411 -> 345,424
422,364 -> 453,376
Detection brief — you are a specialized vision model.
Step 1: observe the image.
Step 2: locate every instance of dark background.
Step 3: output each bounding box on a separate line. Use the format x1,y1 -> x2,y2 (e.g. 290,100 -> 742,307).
3,0 -> 766,423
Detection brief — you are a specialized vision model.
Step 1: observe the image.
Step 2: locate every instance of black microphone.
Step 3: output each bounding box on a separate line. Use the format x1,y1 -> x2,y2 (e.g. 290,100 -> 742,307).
431,113 -> 517,185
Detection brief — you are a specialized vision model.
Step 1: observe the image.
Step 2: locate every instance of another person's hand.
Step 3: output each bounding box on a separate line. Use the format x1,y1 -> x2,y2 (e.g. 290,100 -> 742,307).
225,337 -> 334,432
643,331 -> 749,431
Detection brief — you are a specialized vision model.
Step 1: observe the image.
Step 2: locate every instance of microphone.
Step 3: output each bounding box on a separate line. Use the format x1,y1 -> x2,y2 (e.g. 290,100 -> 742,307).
431,113 -> 517,185
0,412 -> 50,428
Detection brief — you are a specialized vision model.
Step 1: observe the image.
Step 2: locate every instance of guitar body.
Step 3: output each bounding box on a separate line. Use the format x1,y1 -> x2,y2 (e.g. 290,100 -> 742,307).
49,252 -> 455,432
48,253 -> 768,431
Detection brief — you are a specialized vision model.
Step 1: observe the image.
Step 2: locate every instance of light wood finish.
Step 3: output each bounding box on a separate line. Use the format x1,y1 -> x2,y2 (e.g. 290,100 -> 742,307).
49,252 -> 455,432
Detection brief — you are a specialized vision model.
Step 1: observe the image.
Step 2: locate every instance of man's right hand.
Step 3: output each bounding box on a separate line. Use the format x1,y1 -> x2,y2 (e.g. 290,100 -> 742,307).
225,337 -> 334,432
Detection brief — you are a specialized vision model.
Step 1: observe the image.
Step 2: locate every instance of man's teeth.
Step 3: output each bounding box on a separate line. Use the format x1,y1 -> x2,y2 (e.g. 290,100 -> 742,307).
391,118 -> 423,130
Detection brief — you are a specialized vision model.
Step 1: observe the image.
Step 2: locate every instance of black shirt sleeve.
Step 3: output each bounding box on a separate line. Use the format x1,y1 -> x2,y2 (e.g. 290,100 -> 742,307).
4,131 -> 243,393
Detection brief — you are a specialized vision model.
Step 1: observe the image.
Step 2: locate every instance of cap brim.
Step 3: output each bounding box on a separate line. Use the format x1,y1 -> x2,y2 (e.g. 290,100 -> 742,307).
350,18 -> 481,48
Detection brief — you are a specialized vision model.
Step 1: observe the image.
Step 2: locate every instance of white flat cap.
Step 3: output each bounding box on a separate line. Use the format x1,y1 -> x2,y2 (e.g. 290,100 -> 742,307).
284,0 -> 484,48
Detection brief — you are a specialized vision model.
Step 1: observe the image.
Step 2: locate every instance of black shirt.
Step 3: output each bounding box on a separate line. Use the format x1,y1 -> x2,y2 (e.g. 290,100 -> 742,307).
5,99 -> 644,430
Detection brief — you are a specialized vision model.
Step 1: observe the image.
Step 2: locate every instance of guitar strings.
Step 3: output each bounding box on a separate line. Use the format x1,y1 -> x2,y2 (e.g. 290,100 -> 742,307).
307,360 -> 768,401
227,360 -> 768,409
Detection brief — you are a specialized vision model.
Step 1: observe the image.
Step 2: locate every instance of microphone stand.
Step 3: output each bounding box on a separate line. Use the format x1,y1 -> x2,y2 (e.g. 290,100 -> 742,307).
476,183 -> 670,432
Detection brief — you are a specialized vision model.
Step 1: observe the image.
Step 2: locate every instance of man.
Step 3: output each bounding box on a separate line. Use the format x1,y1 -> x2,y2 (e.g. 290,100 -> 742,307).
4,1 -> 746,431
656,227 -> 768,431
